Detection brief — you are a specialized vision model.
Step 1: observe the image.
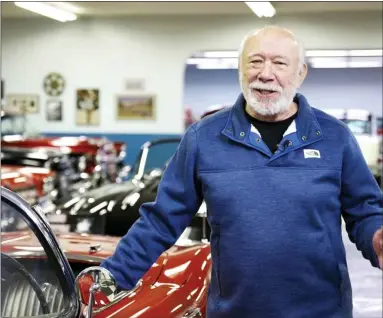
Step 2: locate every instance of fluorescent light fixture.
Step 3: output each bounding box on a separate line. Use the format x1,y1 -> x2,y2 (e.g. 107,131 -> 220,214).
245,2 -> 276,18
14,2 -> 77,22
307,57 -> 348,68
194,58 -> 238,69
197,64 -> 237,70
189,50 -> 383,69
348,61 -> 382,68
305,50 -> 349,57
203,51 -> 238,58
349,49 -> 383,57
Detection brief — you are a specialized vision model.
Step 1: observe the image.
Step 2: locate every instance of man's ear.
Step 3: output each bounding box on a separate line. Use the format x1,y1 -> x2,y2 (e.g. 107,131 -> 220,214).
297,63 -> 308,88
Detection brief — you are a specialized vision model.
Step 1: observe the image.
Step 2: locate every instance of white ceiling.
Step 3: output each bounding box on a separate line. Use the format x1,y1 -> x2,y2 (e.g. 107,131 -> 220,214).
2,1 -> 382,18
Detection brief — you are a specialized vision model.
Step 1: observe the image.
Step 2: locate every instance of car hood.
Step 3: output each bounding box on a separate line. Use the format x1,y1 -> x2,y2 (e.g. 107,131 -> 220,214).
1,230 -> 120,260
2,165 -> 55,178
59,182 -> 141,216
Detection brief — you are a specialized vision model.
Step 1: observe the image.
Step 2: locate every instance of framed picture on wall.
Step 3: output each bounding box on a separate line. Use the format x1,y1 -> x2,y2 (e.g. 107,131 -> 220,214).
46,99 -> 63,121
116,94 -> 155,120
5,94 -> 39,114
76,89 -> 100,125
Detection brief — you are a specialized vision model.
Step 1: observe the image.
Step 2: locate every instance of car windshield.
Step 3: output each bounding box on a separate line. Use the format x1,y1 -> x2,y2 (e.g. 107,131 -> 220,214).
341,119 -> 372,135
132,139 -> 181,178
1,114 -> 26,136
377,117 -> 382,129
1,199 -> 71,317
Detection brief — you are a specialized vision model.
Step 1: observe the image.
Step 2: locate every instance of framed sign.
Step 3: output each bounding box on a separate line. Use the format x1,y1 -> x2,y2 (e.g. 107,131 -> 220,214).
116,95 -> 155,120
46,99 -> 63,121
5,94 -> 39,114
76,89 -> 100,125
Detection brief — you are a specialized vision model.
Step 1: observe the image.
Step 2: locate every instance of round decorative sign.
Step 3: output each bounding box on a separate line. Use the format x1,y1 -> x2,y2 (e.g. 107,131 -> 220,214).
43,72 -> 65,97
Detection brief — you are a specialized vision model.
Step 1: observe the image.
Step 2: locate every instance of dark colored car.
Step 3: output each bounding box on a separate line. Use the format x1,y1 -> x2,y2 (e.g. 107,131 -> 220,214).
1,186 -> 211,317
47,138 -> 201,237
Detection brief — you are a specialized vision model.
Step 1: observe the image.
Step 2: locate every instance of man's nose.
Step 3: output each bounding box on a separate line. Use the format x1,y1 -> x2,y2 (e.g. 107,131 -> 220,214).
258,62 -> 274,82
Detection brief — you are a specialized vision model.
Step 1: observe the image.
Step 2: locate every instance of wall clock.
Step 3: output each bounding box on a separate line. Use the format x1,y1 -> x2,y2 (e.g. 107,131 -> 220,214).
43,72 -> 65,97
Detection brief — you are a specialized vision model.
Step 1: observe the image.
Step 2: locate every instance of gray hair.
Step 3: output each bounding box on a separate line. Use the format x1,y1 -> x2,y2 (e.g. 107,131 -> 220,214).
238,26 -> 306,70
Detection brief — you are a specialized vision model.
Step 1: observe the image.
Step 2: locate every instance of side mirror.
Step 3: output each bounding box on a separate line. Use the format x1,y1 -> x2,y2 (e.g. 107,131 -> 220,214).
75,266 -> 117,317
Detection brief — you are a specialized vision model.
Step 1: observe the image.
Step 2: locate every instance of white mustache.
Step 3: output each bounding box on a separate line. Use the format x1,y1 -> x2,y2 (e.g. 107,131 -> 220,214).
249,82 -> 283,93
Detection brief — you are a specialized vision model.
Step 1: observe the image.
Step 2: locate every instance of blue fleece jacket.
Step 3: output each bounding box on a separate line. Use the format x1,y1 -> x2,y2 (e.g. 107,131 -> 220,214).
101,93 -> 383,318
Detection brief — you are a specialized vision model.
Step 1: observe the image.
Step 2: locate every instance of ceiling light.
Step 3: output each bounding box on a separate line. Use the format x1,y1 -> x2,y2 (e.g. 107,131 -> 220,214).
308,57 -> 348,68
245,2 -> 276,18
203,51 -> 238,58
349,49 -> 383,57
14,2 -> 77,22
305,50 -> 349,57
348,61 -> 382,68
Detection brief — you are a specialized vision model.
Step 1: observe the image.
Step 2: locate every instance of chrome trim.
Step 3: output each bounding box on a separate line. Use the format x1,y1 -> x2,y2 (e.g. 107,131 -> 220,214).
132,138 -> 182,181
183,308 -> 202,317
1,186 -> 80,317
92,279 -> 143,314
5,250 -> 107,264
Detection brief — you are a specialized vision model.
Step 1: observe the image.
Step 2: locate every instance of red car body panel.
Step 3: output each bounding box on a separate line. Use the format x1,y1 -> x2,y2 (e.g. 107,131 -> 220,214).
1,231 -> 211,317
2,165 -> 55,197
1,167 -> 38,205
2,136 -> 104,156
2,136 -> 125,156
1,166 -> 35,191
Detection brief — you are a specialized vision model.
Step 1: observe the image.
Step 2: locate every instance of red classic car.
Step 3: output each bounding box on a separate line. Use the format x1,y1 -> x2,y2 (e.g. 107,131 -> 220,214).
1,187 -> 211,318
2,164 -> 56,197
1,111 -> 127,184
1,167 -> 38,205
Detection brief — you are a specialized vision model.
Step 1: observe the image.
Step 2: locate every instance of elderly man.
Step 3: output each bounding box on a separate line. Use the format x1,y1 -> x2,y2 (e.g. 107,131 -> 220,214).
100,26 -> 383,318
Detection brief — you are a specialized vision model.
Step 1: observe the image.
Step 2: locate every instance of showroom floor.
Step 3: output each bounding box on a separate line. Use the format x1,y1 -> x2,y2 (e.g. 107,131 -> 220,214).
343,225 -> 382,318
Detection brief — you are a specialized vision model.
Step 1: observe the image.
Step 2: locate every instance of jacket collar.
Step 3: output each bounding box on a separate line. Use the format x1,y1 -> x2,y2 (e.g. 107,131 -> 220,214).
222,93 -> 323,144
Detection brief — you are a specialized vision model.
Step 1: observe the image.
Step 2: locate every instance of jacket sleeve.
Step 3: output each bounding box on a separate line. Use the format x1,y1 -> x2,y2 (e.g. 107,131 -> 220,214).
340,130 -> 383,268
101,126 -> 203,289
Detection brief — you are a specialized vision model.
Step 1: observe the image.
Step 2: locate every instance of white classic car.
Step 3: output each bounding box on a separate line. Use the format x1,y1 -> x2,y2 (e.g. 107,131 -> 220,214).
321,108 -> 382,182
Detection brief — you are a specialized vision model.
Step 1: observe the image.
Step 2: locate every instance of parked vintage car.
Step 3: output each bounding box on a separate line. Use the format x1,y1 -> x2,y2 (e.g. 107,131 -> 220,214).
2,164 -> 56,212
47,138 -> 202,237
377,116 -> 382,136
1,168 -> 39,231
1,146 -> 93,205
1,111 -> 127,185
1,186 -> 211,317
321,108 -> 382,181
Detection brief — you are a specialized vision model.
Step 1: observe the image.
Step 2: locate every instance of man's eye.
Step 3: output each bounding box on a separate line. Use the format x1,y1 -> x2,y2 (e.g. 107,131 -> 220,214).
251,60 -> 262,64
275,61 -> 286,65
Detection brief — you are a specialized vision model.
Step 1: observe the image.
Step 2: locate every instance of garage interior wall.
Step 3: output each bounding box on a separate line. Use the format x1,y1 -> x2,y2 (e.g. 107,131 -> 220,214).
2,12 -> 382,164
184,67 -> 383,118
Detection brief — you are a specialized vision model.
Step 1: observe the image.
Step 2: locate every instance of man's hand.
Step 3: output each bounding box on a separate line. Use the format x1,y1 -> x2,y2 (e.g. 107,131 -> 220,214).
80,304 -> 88,317
372,228 -> 383,269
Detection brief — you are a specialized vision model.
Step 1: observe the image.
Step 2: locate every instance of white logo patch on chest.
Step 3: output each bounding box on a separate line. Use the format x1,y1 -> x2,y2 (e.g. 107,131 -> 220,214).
304,149 -> 321,159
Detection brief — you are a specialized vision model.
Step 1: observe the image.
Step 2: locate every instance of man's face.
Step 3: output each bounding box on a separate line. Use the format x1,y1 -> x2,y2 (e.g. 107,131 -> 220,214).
240,31 -> 307,117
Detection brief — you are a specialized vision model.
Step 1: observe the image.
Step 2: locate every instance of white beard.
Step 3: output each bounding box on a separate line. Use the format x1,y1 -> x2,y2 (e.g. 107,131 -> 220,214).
242,80 -> 296,117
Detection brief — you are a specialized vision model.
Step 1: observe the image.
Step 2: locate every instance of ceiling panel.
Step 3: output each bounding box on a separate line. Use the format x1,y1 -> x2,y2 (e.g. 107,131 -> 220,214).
1,1 -> 382,18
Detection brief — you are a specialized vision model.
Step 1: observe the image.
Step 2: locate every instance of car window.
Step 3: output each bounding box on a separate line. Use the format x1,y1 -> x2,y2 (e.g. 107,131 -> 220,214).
1,115 -> 26,136
1,200 -> 70,317
143,142 -> 179,173
342,119 -> 372,135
